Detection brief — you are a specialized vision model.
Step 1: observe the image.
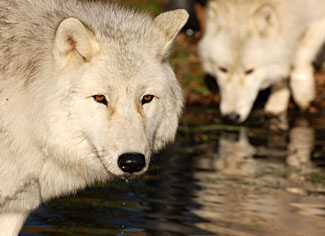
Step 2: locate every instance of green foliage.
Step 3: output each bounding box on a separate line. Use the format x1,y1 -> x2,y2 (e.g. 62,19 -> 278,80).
121,0 -> 162,15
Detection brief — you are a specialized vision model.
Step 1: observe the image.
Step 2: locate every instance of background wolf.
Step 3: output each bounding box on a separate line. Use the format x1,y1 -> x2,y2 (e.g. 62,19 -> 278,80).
0,0 -> 188,234
199,0 -> 325,123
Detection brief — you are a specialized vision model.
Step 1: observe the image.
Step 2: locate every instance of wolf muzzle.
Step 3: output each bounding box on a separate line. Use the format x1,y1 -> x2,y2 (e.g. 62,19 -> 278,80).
223,113 -> 241,124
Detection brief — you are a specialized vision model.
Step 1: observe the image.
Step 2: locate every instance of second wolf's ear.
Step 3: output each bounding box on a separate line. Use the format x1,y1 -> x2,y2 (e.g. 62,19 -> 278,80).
54,17 -> 99,67
153,9 -> 189,61
206,0 -> 228,31
252,4 -> 279,35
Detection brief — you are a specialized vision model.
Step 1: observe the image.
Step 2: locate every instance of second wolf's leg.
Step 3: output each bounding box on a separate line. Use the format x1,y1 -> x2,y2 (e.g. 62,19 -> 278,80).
291,17 -> 325,109
265,80 -> 290,115
0,211 -> 29,236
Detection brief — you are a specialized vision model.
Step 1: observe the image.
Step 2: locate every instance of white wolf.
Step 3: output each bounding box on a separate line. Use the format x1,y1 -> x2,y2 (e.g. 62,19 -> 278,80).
0,0 -> 188,235
199,0 -> 325,123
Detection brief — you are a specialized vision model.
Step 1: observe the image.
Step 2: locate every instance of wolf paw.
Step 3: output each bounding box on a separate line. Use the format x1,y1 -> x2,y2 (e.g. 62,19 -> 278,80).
290,68 -> 315,109
265,87 -> 290,115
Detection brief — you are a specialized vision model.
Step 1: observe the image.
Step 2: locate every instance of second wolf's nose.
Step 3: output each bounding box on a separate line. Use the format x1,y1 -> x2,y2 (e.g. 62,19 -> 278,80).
118,153 -> 146,174
223,113 -> 241,124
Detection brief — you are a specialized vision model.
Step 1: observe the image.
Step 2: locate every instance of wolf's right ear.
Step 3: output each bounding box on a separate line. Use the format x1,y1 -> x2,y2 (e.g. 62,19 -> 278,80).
252,4 -> 279,35
153,9 -> 189,61
54,17 -> 99,67
206,0 -> 228,31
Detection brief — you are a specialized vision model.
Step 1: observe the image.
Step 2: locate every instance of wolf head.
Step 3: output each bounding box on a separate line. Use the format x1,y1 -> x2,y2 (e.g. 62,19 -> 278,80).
198,0 -> 291,123
37,8 -> 188,180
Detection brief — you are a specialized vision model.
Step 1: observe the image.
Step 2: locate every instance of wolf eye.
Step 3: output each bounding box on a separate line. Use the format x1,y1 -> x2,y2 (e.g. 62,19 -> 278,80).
245,69 -> 255,75
93,95 -> 108,106
142,95 -> 154,105
218,66 -> 228,73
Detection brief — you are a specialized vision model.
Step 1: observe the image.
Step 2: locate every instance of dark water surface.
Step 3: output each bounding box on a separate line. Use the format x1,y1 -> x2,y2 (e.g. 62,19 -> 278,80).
21,107 -> 325,236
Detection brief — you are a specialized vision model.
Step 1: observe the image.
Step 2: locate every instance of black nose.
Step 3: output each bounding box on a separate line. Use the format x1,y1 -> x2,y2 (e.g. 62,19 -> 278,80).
223,113 -> 241,124
118,153 -> 146,174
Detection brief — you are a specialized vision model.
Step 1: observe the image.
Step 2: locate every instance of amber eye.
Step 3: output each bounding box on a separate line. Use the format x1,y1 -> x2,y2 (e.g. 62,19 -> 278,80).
218,66 -> 228,73
142,94 -> 154,105
93,95 -> 108,106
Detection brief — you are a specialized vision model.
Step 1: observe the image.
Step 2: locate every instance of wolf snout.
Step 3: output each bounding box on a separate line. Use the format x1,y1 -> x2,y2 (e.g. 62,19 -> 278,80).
223,113 -> 241,124
118,153 -> 146,174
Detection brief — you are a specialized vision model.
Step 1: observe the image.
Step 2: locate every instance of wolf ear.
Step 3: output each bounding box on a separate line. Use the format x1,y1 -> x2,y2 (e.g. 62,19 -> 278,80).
252,4 -> 279,35
153,9 -> 189,61
54,17 -> 99,66
206,0 -> 228,31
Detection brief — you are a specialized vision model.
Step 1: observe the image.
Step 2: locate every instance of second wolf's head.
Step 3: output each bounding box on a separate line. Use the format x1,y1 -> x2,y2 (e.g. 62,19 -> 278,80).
198,0 -> 291,123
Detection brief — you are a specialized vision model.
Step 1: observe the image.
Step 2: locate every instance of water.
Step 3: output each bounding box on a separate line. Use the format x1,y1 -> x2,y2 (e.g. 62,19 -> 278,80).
21,107 -> 325,236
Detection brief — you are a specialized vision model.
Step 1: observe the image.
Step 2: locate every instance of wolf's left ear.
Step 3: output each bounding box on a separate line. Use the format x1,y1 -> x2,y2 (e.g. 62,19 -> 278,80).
252,4 -> 279,35
54,17 -> 99,67
153,9 -> 189,61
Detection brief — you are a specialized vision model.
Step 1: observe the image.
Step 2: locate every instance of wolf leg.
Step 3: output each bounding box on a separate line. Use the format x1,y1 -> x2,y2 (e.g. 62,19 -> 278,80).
265,80 -> 290,115
0,212 -> 29,236
291,17 -> 325,109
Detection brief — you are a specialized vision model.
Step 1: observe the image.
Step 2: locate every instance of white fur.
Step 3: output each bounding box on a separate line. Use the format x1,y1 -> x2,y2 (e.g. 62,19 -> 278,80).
0,212 -> 29,236
199,0 -> 325,123
0,0 -> 188,234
